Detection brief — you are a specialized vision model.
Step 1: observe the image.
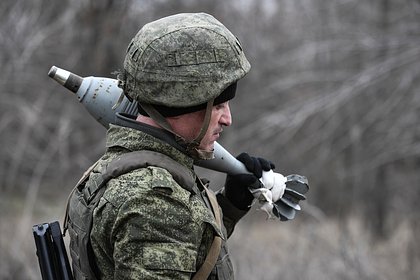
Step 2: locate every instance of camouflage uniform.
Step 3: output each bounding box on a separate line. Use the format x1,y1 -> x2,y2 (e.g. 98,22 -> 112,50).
81,12 -> 251,279
88,124 -> 247,279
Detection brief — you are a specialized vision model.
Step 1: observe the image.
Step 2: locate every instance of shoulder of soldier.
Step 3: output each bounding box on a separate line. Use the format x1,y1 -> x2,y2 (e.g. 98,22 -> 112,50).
102,165 -> 192,209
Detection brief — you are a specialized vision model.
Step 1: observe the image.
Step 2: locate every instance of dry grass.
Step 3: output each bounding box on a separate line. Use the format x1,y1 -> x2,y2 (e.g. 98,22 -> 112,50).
0,192 -> 66,280
1,194 -> 418,280
229,211 -> 417,280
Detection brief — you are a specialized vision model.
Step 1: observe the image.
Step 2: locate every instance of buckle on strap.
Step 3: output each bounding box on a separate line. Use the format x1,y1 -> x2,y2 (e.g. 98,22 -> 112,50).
82,182 -> 102,203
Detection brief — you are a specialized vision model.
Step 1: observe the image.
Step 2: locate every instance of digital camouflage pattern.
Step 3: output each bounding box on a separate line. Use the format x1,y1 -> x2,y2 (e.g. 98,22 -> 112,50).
87,125 -> 247,279
120,13 -> 251,108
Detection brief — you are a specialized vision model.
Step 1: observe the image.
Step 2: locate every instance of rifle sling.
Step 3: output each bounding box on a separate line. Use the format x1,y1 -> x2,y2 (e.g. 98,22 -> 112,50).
192,184 -> 223,280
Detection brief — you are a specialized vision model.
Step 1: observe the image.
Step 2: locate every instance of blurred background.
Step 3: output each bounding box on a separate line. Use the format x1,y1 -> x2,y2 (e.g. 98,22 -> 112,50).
1,0 -> 420,279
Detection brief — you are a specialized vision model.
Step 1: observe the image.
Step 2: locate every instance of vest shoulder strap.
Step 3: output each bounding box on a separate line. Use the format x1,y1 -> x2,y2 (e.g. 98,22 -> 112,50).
82,150 -> 196,203
64,150 -> 196,233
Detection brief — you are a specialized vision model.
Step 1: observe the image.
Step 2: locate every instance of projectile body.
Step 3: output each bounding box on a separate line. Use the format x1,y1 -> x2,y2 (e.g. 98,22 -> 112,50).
48,66 -> 248,174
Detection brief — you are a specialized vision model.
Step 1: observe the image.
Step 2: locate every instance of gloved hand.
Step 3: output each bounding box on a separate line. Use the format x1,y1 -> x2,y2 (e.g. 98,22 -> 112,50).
250,169 -> 287,219
225,153 -> 275,210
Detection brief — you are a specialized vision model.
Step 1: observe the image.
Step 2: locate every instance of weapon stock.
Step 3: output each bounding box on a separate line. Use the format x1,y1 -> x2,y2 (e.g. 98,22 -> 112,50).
33,222 -> 73,280
33,224 -> 56,280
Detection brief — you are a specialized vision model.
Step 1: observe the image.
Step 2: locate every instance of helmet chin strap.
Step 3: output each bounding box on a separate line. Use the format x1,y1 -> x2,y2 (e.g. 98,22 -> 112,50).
188,98 -> 215,160
139,98 -> 215,160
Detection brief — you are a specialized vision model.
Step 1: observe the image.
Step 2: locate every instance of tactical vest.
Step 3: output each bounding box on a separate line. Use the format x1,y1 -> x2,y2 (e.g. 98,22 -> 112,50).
63,150 -> 222,280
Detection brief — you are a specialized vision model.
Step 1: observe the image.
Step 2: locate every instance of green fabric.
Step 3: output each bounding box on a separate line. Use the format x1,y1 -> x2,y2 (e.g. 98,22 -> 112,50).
87,125 -> 247,279
121,13 -> 250,108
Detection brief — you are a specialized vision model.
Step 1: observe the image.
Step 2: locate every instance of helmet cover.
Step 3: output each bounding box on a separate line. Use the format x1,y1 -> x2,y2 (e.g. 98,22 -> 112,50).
121,12 -> 251,108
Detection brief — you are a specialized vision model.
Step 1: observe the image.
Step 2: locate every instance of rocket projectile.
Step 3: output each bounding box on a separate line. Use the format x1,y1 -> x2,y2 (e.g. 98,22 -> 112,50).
47,66 -> 249,174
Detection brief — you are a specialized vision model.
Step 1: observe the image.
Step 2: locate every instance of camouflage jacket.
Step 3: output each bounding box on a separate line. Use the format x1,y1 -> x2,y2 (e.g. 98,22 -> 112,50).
88,123 -> 248,279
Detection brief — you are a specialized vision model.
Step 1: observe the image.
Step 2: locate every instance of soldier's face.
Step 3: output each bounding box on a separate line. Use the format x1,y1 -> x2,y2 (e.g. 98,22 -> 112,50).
168,101 -> 232,151
200,101 -> 232,151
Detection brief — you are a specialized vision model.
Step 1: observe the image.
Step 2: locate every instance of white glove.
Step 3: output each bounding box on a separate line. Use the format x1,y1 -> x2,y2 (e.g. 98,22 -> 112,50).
249,170 -> 286,219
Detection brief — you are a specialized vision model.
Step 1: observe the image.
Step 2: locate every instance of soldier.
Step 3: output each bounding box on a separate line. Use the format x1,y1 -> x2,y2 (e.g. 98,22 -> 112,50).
65,13 -> 276,279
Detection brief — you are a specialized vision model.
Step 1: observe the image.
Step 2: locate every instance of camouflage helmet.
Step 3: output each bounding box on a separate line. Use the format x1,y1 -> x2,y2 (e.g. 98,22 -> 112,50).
120,13 -> 251,108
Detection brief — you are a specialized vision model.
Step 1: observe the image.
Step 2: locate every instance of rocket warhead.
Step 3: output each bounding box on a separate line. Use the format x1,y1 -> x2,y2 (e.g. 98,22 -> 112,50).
48,66 -> 137,128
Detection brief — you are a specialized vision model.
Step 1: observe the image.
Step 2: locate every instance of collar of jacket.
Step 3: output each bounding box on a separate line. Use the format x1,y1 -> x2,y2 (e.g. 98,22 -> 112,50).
107,113 -> 195,171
